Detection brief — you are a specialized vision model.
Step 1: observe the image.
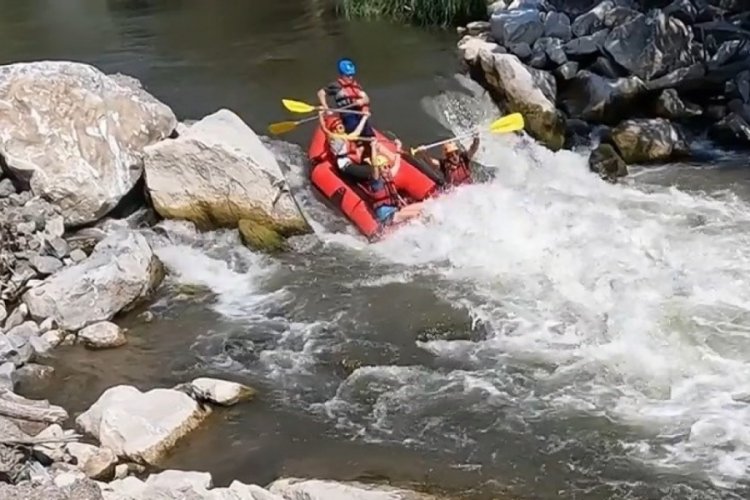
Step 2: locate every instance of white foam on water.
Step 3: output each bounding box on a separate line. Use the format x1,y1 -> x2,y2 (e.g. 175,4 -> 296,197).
146,220 -> 289,318
326,80 -> 750,488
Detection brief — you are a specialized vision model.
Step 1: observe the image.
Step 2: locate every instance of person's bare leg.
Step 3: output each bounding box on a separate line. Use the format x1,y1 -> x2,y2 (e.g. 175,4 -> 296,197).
392,202 -> 424,224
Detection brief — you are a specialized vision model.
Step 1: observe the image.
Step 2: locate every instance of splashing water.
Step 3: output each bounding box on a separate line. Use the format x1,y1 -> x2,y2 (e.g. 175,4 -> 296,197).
346,80 -> 750,488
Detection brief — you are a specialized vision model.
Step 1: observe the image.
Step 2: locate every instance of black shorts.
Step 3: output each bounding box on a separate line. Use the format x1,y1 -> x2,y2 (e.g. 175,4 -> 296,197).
341,162 -> 374,181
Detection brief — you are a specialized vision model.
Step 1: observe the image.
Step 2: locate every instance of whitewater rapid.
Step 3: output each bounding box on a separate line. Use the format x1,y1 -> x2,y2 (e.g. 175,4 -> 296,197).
146,77 -> 750,494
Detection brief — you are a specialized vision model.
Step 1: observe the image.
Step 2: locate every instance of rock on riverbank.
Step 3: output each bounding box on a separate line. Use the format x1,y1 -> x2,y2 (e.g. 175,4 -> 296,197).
457,0 -> 750,179
0,59 -> 337,500
143,109 -> 310,251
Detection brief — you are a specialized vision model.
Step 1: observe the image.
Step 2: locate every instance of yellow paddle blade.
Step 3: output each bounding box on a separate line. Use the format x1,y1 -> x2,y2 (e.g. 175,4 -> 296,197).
267,120 -> 299,135
489,113 -> 525,134
282,99 -> 317,114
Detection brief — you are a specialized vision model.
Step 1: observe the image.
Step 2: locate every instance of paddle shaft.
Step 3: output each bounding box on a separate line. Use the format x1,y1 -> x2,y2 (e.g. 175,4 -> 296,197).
415,130 -> 479,152
294,106 -> 369,126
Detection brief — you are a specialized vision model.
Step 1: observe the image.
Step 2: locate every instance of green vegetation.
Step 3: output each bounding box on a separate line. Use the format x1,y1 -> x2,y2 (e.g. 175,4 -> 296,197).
339,0 -> 487,27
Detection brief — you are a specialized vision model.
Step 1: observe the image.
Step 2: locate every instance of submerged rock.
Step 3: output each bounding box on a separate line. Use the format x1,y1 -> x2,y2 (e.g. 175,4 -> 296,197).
23,231 -> 163,331
143,109 -> 310,251
76,385 -> 210,465
268,478 -> 447,500
459,37 -> 565,150
0,61 -> 176,226
588,143 -> 628,181
611,118 -> 690,163
188,378 -> 256,406
78,322 -> 126,350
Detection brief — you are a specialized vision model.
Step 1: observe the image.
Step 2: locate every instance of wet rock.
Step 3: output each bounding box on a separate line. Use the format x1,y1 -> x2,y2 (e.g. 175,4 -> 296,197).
603,11 -> 694,80
188,378 -> 256,406
571,0 -> 612,37
490,8 -> 544,46
588,56 -> 624,79
644,63 -> 705,92
27,335 -> 53,357
543,11 -> 572,41
555,61 -> 580,80
558,71 -> 647,123
29,255 -> 63,277
611,118 -> 690,163
460,37 -> 566,150
563,29 -> 608,57
546,0 -> 600,16
75,385 -> 211,464
143,109 -> 310,252
602,6 -> 640,28
66,442 -> 116,480
589,143 -> 628,182
530,67 -> 557,102
41,330 -> 65,349
0,179 -> 16,198
654,89 -> 703,119
508,42 -> 533,59
78,322 -> 126,350
534,37 -> 566,67
708,112 -> 750,147
663,0 -> 697,25
14,363 -> 54,388
0,61 -> 177,226
268,478 -> 446,500
0,303 -> 6,326
23,231 -> 164,331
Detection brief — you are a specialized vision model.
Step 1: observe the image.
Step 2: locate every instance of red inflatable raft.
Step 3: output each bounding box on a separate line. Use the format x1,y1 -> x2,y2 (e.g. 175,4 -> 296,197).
307,125 -> 444,240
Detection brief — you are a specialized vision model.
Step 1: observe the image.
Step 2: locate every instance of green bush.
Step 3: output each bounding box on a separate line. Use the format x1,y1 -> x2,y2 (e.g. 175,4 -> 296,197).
339,0 -> 487,27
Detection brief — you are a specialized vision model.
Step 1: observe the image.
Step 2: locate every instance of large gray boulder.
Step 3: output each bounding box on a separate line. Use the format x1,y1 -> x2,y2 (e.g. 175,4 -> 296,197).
0,61 -> 177,226
603,11 -> 695,81
22,231 -> 163,331
143,109 -> 309,251
459,37 -> 565,150
76,385 -> 209,465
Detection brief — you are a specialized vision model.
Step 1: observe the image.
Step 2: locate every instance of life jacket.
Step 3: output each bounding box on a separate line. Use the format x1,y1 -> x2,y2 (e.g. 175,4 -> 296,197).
329,136 -> 364,167
335,77 -> 370,113
362,174 -> 401,209
440,152 -> 472,186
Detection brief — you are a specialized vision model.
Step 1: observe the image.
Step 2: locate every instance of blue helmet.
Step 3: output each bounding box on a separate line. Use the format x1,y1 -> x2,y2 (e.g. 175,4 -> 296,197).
337,58 -> 356,76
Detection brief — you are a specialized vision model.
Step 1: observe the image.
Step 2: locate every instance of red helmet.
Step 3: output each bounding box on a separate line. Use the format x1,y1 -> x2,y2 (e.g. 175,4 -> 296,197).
324,115 -> 342,130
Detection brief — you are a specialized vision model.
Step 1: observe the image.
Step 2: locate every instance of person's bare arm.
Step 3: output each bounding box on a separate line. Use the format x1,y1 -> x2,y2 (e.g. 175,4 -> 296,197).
467,136 -> 480,159
318,88 -> 329,109
416,150 -> 440,168
356,90 -> 370,108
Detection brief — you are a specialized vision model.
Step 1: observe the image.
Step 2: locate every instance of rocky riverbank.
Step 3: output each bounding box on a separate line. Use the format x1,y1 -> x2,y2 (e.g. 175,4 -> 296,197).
0,60 -> 447,500
457,0 -> 750,181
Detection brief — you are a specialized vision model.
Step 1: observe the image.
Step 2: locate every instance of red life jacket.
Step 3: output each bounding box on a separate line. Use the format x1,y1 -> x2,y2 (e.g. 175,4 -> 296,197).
362,176 -> 400,209
337,77 -> 370,113
329,136 -> 363,165
440,153 -> 472,186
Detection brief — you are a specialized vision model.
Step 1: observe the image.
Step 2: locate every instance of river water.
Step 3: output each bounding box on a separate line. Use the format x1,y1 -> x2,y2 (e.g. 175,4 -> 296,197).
3,1 -> 750,499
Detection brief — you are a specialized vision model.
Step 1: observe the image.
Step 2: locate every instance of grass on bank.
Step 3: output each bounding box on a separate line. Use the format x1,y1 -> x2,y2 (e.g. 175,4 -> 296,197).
339,0 -> 488,27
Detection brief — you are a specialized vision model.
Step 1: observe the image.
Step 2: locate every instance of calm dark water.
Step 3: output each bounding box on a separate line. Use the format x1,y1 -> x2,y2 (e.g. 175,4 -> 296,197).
6,2 -> 750,500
